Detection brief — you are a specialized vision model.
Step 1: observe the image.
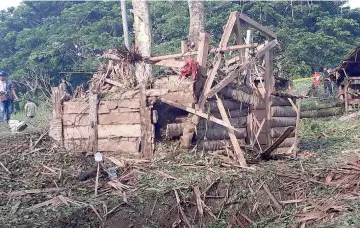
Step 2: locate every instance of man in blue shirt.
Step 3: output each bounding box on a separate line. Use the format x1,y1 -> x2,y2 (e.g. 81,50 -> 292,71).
0,71 -> 19,123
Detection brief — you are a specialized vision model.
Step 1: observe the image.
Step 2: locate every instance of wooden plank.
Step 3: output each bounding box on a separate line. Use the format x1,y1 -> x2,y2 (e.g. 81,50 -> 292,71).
51,87 -> 62,119
63,114 -> 89,126
154,59 -> 185,68
204,61 -> 251,100
271,106 -> 297,117
64,138 -> 139,153
211,109 -> 248,119
345,77 -> 349,111
88,88 -> 98,153
233,12 -> 245,63
261,126 -> 295,159
238,14 -> 277,39
197,33 -> 210,76
160,98 -> 243,133
152,75 -> 195,92
264,50 -> 274,147
140,85 -> 153,159
98,125 -> 141,138
196,128 -> 247,140
64,126 -> 90,139
198,12 -> 238,108
271,117 -> 296,128
99,112 -> 140,125
148,44 -> 257,62
63,102 -> 88,114
161,91 -> 195,105
255,40 -> 278,59
271,127 -> 296,138
288,98 -> 300,157
215,95 -> 247,167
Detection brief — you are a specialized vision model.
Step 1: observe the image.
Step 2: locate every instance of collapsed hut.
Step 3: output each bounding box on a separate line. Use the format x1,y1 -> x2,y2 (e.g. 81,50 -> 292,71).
49,12 -> 301,165
333,45 -> 360,111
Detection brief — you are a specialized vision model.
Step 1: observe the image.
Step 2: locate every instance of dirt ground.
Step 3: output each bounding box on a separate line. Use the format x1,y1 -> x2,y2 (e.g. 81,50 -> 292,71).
2,114 -> 360,227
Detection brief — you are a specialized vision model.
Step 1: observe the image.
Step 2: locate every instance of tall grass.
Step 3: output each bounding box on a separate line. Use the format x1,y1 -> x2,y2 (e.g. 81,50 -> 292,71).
12,100 -> 52,132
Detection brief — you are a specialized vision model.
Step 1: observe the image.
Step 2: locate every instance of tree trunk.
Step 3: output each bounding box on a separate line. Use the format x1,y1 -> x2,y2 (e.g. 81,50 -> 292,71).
180,0 -> 205,148
132,0 -> 152,84
187,0 -> 205,49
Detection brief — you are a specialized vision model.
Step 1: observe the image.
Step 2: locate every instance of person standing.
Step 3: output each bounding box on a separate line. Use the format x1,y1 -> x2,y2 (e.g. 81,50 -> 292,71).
24,99 -> 37,119
0,71 -> 19,123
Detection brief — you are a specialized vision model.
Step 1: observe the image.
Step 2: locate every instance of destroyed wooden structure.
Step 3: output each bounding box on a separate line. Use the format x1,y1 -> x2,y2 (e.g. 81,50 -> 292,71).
333,45 -> 360,111
49,12 -> 301,165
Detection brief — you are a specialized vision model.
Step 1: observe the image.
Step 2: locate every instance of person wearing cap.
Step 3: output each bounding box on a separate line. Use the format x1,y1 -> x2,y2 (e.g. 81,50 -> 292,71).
0,71 -> 19,123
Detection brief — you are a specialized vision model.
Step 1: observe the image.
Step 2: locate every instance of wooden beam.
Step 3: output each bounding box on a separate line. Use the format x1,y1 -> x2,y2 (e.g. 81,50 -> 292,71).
233,12 -> 245,63
215,94 -> 247,167
238,14 -> 277,39
140,85 -> 153,159
204,61 -> 251,100
264,50 -> 274,148
181,40 -> 187,54
197,33 -> 210,76
288,98 -> 300,157
255,40 -> 278,59
345,77 -> 349,111
148,44 -> 257,62
198,12 -> 238,109
261,126 -> 295,159
160,98 -> 242,133
88,86 -> 99,153
154,59 -> 185,68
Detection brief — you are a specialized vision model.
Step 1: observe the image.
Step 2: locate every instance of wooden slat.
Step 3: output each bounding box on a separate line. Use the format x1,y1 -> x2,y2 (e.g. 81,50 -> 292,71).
64,125 -> 142,139
198,12 -> 238,108
264,50 -> 274,147
215,94 -> 247,167
64,138 -> 139,153
261,126 -> 295,159
160,98 -> 242,133
196,128 -> 247,140
147,44 -> 257,62
63,102 -> 88,114
288,98 -> 300,157
154,59 -> 185,68
204,61 -> 251,100
140,85 -> 153,159
255,40 -> 278,59
63,114 -> 89,126
99,112 -> 141,125
233,12 -> 245,63
238,14 -> 277,39
152,75 -> 195,92
197,32 -> 210,76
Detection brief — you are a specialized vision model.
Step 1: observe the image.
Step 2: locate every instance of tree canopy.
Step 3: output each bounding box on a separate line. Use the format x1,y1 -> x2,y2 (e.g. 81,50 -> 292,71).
0,0 -> 358,90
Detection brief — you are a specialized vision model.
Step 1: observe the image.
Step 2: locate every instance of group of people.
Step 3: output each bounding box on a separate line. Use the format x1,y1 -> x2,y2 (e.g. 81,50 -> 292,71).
0,71 -> 37,126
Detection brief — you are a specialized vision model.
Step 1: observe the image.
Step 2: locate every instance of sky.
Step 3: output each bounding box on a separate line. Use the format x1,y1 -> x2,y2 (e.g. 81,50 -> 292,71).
0,0 -> 360,10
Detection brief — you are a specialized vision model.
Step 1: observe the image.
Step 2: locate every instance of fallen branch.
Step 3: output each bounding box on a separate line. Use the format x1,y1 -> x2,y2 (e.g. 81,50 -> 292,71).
8,188 -> 66,197
262,184 -> 282,212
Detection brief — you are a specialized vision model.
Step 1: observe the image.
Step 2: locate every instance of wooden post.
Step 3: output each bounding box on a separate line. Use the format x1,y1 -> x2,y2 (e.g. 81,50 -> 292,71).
264,50 -> 274,148
345,77 -> 349,112
88,85 -> 99,153
180,33 -> 210,148
49,87 -> 63,143
294,99 -> 300,157
215,94 -> 247,167
233,12 -> 245,63
140,85 -> 153,159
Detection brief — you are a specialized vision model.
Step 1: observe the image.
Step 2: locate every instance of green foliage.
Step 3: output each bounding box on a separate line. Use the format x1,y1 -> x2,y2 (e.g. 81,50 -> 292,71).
0,0 -> 358,95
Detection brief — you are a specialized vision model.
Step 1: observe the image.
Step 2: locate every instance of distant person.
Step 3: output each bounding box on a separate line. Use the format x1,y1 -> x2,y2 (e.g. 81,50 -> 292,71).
59,77 -> 73,102
0,71 -> 19,123
24,99 -> 37,119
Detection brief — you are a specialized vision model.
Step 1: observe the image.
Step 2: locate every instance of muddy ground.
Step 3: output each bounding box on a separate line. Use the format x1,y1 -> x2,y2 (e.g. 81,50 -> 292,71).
1,115 -> 360,227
